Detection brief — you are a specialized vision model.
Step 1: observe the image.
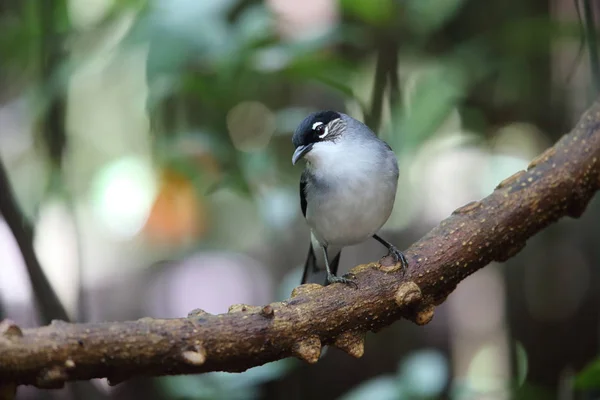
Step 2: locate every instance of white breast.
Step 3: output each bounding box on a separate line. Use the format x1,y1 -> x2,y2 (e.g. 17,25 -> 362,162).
304,138 -> 399,247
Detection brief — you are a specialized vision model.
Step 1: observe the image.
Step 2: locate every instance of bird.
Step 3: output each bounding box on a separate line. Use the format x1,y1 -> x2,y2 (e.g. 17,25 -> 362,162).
292,110 -> 408,287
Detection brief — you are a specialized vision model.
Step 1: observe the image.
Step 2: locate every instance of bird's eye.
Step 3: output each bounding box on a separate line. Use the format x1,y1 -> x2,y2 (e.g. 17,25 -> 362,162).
312,122 -> 329,139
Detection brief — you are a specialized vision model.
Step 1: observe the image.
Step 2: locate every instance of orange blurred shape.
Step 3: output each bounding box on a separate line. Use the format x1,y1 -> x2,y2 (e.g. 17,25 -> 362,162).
144,169 -> 208,244
191,152 -> 222,180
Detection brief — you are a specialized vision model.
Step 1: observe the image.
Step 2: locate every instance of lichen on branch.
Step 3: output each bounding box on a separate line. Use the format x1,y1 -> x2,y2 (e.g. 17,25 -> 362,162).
2,101 -> 600,389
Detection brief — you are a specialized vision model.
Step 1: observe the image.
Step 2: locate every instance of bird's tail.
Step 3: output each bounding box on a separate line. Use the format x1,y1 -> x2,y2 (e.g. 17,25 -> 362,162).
301,242 -> 341,285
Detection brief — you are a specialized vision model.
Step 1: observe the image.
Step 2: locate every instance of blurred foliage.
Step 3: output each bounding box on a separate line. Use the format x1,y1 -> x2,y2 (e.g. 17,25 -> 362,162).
575,357 -> 600,390
340,349 -> 448,399
160,359 -> 295,400
0,0 -> 583,200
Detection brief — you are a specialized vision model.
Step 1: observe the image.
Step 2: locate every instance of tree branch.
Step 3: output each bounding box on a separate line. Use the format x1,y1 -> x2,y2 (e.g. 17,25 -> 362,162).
0,160 -> 69,323
365,42 -> 389,133
2,100 -> 600,389
582,0 -> 600,95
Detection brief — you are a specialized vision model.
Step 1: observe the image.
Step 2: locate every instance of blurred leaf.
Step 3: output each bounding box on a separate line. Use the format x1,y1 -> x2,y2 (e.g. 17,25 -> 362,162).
207,169 -> 252,197
342,349 -> 448,400
340,376 -> 401,400
0,1 -> 42,77
403,0 -> 466,35
398,349 -> 449,398
515,341 -> 528,387
390,61 -> 467,151
387,37 -> 494,150
49,0 -> 70,34
341,0 -> 396,25
115,0 -> 150,9
239,151 -> 275,180
210,359 -> 294,389
160,359 -> 294,400
574,357 -> 600,389
283,52 -> 365,106
254,28 -> 341,73
161,375 -> 233,400
139,0 -> 272,79
136,0 -> 237,89
232,4 -> 272,45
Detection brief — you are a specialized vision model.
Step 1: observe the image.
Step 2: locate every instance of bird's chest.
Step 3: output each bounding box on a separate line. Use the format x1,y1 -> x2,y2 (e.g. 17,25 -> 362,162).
306,169 -> 397,246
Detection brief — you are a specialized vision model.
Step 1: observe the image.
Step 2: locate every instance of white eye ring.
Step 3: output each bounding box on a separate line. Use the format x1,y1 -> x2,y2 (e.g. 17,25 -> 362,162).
312,122 -> 329,139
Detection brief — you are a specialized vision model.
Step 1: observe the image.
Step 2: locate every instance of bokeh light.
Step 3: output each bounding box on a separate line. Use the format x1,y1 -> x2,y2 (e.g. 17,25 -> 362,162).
0,221 -> 32,306
144,252 -> 273,317
409,132 -> 487,224
33,200 -> 81,316
227,102 -> 277,152
267,0 -> 338,39
399,349 -> 449,397
89,156 -> 158,239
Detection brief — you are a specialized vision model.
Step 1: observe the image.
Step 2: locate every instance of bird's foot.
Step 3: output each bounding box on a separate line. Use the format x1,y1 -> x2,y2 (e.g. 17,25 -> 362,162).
387,246 -> 409,272
326,273 -> 358,288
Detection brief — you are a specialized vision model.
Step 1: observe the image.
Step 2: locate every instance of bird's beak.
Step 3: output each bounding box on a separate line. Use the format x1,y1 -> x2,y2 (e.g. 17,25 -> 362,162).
292,144 -> 313,165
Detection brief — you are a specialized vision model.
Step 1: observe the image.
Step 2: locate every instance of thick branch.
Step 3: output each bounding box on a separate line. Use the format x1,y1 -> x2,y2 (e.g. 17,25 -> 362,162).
2,101 -> 600,389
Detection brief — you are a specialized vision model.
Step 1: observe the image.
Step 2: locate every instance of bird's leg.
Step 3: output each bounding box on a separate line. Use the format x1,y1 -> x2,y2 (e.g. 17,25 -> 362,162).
322,245 -> 357,288
372,234 -> 408,271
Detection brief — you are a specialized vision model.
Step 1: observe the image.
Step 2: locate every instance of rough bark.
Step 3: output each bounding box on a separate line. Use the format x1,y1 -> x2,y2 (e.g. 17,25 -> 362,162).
2,101 -> 600,389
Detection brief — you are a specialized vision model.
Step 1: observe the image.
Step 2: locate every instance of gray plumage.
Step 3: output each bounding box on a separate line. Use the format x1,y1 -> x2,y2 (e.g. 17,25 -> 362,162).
292,111 -> 406,286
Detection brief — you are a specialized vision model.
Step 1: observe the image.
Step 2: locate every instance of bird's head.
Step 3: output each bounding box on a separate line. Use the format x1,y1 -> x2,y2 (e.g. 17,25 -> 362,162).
291,111 -> 347,165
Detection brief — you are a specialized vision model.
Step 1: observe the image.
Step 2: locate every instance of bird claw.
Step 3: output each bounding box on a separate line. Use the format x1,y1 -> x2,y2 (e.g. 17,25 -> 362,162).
388,246 -> 409,272
326,274 -> 358,288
